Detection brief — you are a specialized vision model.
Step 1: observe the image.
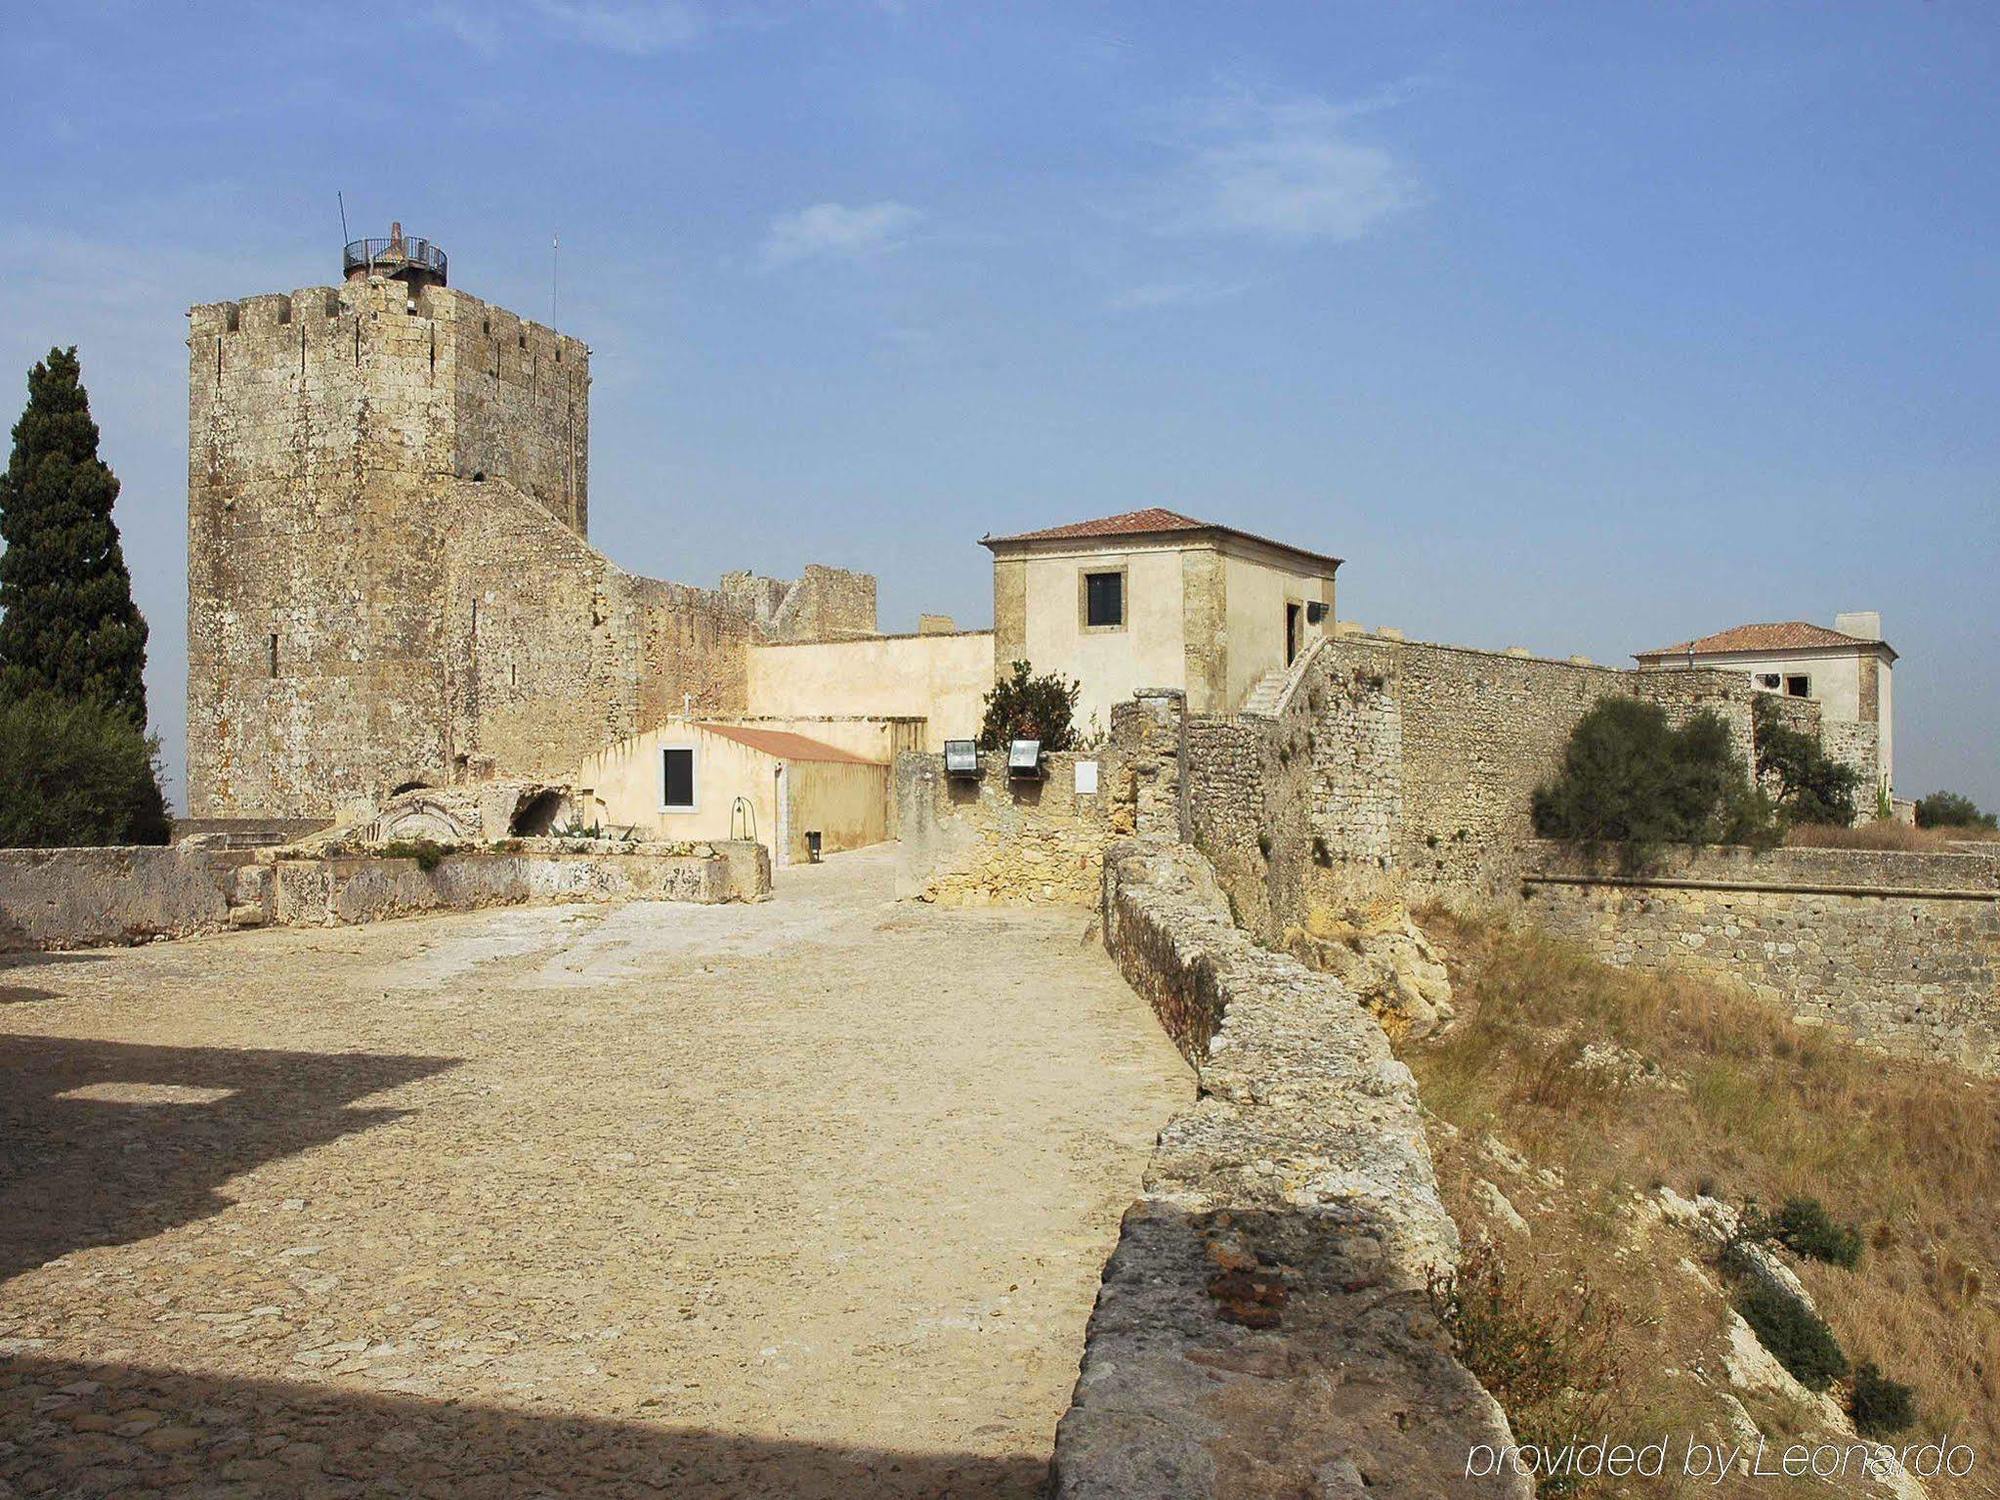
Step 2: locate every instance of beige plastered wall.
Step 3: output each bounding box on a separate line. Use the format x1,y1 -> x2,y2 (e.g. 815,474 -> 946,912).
1014,544 -> 1190,735
576,722 -> 889,865
995,536 -> 1335,728
577,725 -> 774,845
780,759 -> 888,864
745,633 -> 996,751
1220,543 -> 1336,707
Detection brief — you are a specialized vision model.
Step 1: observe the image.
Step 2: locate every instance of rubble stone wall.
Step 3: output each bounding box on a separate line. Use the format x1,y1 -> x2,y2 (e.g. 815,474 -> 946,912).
1522,841 -> 2000,1076
1821,718 -> 1884,801
1182,634 -> 1790,913
438,476 -> 759,787
1048,839 -> 1527,1499
892,749 -> 1135,905
0,843 -> 767,955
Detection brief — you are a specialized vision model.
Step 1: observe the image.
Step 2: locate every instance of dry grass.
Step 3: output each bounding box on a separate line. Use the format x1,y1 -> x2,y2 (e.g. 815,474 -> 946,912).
1784,820 -> 1997,853
1401,911 -> 2000,1497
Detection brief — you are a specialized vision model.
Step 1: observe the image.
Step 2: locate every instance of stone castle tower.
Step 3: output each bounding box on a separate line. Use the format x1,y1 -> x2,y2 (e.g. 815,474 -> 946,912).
188,226 -> 873,819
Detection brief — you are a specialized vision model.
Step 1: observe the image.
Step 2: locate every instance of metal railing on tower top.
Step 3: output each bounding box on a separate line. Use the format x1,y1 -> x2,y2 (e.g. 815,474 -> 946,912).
342,236 -> 447,281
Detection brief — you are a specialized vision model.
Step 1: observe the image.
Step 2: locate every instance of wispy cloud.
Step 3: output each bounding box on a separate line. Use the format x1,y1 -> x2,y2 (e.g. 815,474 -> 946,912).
1164,84 -> 1425,244
757,201 -> 924,269
1108,277 -> 1252,312
426,2 -> 503,55
529,0 -> 707,55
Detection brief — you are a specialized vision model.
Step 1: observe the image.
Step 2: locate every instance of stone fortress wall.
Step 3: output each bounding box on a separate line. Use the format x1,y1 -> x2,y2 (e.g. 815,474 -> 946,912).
1184,631 -> 1876,925
1522,842 -> 2000,1074
187,275 -> 873,820
890,693 -> 1191,905
1160,630 -> 1994,1075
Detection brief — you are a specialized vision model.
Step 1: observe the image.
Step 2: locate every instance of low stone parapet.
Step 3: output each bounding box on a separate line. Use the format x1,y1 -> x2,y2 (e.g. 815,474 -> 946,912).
0,846 -> 246,952
0,841 -> 769,954
1049,840 -> 1527,1498
265,845 -> 766,928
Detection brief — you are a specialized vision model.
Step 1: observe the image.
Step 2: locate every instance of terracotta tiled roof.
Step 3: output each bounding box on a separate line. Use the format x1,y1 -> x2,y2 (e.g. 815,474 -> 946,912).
1635,622 -> 1880,659
981,508 -> 1341,567
697,724 -> 880,765
982,507 -> 1210,543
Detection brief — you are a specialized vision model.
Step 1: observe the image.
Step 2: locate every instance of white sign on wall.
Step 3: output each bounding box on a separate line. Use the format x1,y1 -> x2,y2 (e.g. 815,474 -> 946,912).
1074,759 -> 1099,796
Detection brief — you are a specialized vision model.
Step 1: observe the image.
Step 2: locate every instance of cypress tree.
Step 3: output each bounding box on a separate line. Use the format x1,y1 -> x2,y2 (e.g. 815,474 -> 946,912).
0,347 -> 152,726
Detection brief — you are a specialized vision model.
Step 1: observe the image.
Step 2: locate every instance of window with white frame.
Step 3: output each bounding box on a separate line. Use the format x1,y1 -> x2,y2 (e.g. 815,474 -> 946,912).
661,746 -> 696,811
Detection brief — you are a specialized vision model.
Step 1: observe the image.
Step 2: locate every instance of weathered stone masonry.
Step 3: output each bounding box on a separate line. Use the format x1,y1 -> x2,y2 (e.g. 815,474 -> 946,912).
1181,632 -> 1866,927
1150,631 -> 2000,1076
188,274 -> 873,820
892,749 -> 1136,906
0,841 -> 769,954
1050,841 -> 1527,1498
1523,842 -> 2000,1076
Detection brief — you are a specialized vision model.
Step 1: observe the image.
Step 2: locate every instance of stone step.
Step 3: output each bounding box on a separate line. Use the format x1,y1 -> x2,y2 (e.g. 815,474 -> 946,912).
1238,669 -> 1289,718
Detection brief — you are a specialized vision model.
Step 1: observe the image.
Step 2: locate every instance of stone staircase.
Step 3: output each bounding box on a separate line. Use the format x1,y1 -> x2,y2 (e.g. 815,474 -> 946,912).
1237,668 -> 1290,719
1237,636 -> 1331,720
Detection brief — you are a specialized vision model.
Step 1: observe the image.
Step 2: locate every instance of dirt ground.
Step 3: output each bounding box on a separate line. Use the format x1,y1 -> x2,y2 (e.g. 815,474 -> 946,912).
0,846 -> 1192,1498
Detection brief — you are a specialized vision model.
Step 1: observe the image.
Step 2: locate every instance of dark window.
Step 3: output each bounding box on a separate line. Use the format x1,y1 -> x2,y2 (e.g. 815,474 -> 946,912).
1085,571 -> 1124,628
663,748 -> 695,810
268,633 -> 278,678
1785,675 -> 1811,697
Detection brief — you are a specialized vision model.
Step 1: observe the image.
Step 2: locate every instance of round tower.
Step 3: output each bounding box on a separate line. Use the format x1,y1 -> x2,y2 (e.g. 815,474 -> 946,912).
341,221 -> 448,289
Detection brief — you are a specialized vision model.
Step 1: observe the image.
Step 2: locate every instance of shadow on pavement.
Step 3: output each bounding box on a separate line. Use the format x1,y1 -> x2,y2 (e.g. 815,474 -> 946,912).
0,1355 -> 1049,1498
0,1036 -> 457,1281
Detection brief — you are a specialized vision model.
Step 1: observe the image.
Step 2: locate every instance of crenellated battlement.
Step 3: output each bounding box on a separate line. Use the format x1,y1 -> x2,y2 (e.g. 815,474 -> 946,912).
188,274 -> 590,533
191,283 -> 585,366
186,235 -> 875,822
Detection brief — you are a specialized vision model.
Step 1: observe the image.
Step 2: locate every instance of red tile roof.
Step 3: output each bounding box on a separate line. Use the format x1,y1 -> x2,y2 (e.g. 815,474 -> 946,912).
980,508 -> 1340,567
982,507 -> 1209,543
1635,622 -> 1884,659
697,724 -> 880,765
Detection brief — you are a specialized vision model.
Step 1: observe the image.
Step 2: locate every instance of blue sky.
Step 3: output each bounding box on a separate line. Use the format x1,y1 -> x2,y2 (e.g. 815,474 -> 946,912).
2,1 -> 1994,810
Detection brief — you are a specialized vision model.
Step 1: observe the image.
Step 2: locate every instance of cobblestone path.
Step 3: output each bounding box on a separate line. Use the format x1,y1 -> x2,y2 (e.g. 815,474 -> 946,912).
0,846 -> 1192,1498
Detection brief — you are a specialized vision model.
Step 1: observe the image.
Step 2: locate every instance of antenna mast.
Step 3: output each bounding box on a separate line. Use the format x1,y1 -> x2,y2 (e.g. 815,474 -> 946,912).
551,232 -> 560,328
338,191 -> 350,248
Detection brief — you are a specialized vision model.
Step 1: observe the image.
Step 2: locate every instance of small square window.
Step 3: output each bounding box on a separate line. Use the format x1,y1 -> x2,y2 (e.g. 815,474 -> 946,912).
1755,673 -> 1782,690
1785,675 -> 1811,697
1084,570 -> 1124,628
662,747 -> 696,810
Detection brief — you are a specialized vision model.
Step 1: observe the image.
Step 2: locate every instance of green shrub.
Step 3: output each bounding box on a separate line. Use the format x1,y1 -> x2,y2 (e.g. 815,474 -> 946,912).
1915,791 -> 1997,831
1761,1196 -> 1862,1269
978,659 -> 1080,752
380,838 -> 451,872
1532,697 -> 1774,870
1737,1282 -> 1848,1391
0,690 -> 169,847
1753,696 -> 1862,827
1850,1361 -> 1916,1437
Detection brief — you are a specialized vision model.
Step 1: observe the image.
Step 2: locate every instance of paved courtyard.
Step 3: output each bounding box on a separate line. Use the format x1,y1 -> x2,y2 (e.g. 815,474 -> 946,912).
0,847 -> 1192,1498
